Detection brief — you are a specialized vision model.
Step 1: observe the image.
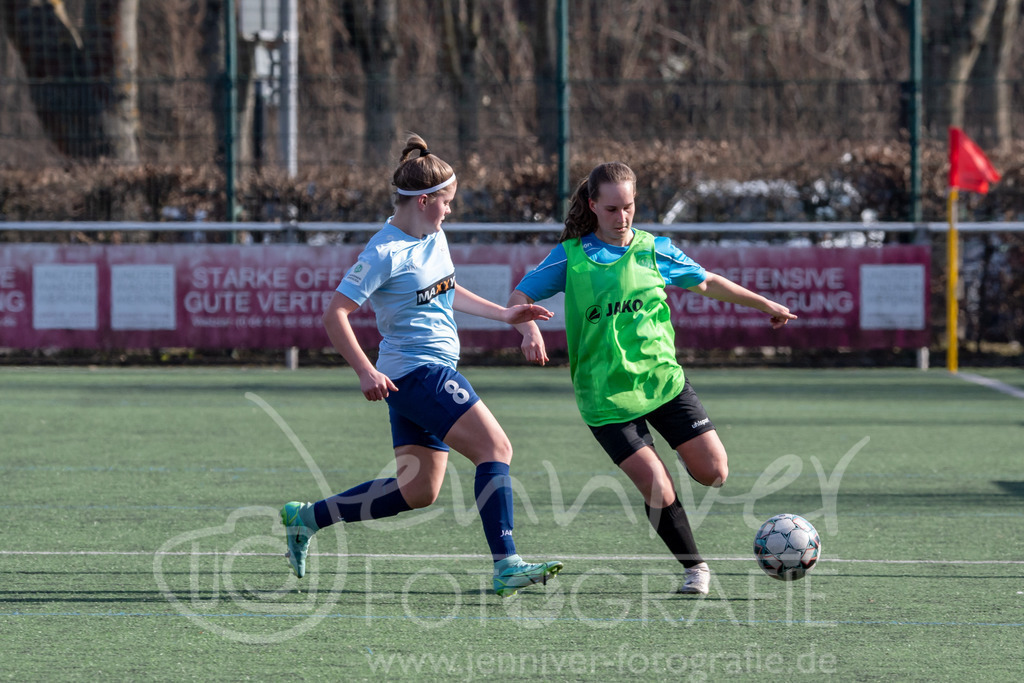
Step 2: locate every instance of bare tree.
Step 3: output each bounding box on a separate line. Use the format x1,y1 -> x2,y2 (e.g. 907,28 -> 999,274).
1,0 -> 140,161
341,0 -> 399,163
947,0 -> 1000,130
994,0 -> 1022,149
200,0 -> 230,167
515,0 -> 559,158
440,0 -> 481,157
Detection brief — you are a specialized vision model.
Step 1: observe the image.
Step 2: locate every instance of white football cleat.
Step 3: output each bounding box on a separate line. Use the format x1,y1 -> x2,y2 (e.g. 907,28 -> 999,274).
677,561 -> 710,595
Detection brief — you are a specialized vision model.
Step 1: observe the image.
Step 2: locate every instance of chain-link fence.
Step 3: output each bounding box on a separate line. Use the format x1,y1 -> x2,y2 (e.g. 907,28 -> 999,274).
2,1 -> 1023,224
1,1 -> 1022,353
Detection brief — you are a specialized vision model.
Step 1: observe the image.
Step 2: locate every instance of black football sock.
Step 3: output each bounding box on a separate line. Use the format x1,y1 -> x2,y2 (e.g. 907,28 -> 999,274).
645,498 -> 704,568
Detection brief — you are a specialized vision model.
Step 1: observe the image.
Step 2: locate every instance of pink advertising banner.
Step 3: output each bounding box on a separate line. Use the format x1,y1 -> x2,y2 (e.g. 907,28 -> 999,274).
0,243 -> 929,351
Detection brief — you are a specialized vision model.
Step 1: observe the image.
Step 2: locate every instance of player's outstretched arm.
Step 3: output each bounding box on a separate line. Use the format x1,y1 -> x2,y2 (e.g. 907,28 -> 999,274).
454,284 -> 553,325
322,292 -> 398,401
689,272 -> 797,329
507,289 -> 549,366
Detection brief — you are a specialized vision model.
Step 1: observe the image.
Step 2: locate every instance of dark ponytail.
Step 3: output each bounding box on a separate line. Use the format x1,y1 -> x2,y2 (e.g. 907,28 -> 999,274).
559,179 -> 595,242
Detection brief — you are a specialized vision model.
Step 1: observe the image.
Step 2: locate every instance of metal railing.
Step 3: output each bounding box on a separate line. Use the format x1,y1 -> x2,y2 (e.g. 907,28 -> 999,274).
4,222 -> 1024,234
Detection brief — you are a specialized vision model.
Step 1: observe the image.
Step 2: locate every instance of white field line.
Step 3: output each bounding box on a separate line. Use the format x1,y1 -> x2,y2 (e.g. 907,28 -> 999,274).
1,549 -> 1022,565
956,372 -> 1024,399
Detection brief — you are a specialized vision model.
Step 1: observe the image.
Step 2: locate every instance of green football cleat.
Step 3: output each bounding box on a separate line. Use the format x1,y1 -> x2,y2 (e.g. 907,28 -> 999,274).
280,501 -> 314,578
493,555 -> 564,598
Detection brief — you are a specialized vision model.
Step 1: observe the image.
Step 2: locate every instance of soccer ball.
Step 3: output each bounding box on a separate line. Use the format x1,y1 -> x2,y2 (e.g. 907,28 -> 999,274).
753,513 -> 821,581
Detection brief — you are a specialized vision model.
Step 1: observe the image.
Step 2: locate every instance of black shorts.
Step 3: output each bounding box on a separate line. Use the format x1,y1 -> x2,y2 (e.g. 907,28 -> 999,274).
588,379 -> 716,465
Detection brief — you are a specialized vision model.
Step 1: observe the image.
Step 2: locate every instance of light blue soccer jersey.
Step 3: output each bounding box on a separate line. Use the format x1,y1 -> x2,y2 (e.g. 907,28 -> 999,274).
337,220 -> 459,379
515,230 -> 707,301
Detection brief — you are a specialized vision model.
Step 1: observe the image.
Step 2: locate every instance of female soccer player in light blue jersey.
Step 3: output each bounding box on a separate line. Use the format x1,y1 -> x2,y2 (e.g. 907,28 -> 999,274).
281,135 -> 562,597
509,162 -> 794,595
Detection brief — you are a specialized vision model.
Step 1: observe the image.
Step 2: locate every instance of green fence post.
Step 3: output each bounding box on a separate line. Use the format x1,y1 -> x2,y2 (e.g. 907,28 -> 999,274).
556,0 -> 570,223
225,0 -> 238,232
909,0 -> 922,225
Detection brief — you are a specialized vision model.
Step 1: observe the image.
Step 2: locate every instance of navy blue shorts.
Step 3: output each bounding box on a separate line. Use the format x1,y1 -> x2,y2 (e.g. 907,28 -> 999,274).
588,378 -> 715,465
384,364 -> 481,451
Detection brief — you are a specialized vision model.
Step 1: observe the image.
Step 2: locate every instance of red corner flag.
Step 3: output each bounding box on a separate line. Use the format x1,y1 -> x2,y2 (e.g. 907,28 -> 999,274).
949,127 -> 1000,194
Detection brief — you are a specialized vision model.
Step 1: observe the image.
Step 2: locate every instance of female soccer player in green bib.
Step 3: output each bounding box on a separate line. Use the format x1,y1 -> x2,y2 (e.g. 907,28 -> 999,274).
509,162 -> 795,594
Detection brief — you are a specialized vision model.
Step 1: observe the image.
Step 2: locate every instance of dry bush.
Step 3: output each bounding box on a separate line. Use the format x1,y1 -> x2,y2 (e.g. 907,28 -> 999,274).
3,137 -> 1022,230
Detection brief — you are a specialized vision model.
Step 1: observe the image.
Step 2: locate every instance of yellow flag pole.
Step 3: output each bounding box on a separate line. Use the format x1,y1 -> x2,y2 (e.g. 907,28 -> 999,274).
946,188 -> 959,373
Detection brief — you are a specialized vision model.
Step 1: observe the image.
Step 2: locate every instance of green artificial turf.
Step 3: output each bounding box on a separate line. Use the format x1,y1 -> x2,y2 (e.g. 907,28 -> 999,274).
1,366 -> 1022,681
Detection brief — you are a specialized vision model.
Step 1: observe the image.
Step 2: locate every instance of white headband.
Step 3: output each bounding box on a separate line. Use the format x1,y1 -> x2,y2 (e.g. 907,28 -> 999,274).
395,174 -> 457,196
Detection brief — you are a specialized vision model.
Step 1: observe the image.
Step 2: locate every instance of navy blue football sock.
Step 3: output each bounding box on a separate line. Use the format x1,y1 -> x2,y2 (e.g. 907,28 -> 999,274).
313,477 -> 411,527
474,461 -> 517,561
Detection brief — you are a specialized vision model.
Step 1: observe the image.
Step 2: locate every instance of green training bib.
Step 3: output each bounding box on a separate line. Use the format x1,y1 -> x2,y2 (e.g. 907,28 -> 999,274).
563,230 -> 686,426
